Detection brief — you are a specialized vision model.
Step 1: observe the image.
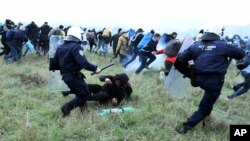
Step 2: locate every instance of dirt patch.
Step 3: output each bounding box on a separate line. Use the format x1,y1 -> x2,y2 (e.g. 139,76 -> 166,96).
19,73 -> 46,88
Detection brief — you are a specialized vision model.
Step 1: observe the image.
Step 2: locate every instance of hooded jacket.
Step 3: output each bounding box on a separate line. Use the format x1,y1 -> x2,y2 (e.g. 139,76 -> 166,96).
99,73 -> 132,104
116,32 -> 129,55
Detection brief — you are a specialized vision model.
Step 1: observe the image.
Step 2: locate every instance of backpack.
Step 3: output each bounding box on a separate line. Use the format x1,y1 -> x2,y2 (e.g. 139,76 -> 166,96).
137,32 -> 153,49
102,28 -> 110,37
164,39 -> 181,57
236,51 -> 250,70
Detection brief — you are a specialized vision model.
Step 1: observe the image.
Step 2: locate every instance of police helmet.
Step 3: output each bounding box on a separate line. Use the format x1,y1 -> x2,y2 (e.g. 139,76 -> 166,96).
201,32 -> 220,41
64,26 -> 83,42
201,27 -> 221,41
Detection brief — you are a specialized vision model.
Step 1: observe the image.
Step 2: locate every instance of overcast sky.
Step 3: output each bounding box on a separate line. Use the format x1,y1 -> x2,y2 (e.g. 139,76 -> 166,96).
1,0 -> 249,31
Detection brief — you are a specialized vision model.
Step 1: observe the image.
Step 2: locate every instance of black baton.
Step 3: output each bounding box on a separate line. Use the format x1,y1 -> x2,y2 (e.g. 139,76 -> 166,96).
91,63 -> 115,75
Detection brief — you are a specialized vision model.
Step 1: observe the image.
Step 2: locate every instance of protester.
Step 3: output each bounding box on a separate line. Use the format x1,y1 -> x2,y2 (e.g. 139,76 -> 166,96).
123,28 -> 144,68
5,25 -> 28,64
87,73 -> 132,106
38,22 -> 52,55
110,28 -> 122,55
115,31 -> 130,66
135,33 -> 161,74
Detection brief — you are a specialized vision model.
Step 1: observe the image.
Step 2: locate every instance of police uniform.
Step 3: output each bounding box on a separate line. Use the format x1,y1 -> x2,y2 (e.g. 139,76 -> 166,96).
174,32 -> 245,133
54,39 -> 98,117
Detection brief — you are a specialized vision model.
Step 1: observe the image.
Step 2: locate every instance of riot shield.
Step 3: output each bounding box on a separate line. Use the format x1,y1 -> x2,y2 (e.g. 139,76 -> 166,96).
48,35 -> 69,92
164,35 -> 194,99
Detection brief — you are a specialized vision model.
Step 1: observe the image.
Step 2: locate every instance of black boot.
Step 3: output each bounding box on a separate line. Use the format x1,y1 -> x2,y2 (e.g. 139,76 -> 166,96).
177,122 -> 193,134
61,104 -> 71,117
164,71 -> 169,76
233,85 -> 240,92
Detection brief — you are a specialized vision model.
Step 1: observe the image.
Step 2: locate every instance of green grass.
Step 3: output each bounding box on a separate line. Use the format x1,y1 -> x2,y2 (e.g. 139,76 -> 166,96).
0,52 -> 249,141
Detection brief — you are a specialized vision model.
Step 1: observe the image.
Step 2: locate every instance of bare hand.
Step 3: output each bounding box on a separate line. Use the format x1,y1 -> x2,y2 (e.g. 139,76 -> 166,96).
112,98 -> 118,106
105,78 -> 112,84
95,68 -> 101,74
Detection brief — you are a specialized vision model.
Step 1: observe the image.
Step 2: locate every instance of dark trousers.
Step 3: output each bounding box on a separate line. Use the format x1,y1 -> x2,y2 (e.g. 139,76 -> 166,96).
187,78 -> 224,127
112,45 -> 117,56
62,78 -> 91,111
127,44 -> 134,55
30,38 -> 38,51
119,54 -> 128,66
6,44 -> 22,63
164,61 -> 173,75
135,52 -> 156,74
94,40 -> 102,53
87,84 -> 110,103
88,39 -> 95,52
38,39 -> 49,55
124,48 -> 139,68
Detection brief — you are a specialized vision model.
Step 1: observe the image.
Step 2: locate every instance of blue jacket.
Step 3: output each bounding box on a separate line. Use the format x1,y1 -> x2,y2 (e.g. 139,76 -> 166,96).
177,40 -> 245,76
6,29 -> 28,48
54,42 -> 97,80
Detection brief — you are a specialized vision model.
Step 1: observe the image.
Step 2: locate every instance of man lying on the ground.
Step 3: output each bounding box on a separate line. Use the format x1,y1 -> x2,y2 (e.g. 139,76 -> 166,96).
62,73 -> 133,106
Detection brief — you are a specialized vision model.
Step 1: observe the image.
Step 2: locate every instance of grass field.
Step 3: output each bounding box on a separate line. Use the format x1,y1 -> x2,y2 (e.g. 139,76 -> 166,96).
0,50 -> 249,141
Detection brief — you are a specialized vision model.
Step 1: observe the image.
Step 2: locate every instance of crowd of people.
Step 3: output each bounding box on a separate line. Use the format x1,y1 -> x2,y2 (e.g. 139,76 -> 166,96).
1,19 -> 250,134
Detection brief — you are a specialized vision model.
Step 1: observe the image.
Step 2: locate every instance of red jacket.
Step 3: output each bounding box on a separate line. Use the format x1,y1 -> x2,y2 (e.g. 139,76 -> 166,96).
156,38 -> 186,63
156,49 -> 176,63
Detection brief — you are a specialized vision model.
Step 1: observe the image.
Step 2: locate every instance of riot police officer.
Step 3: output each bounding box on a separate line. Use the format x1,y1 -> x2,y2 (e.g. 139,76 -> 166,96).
174,31 -> 245,134
53,26 -> 101,117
